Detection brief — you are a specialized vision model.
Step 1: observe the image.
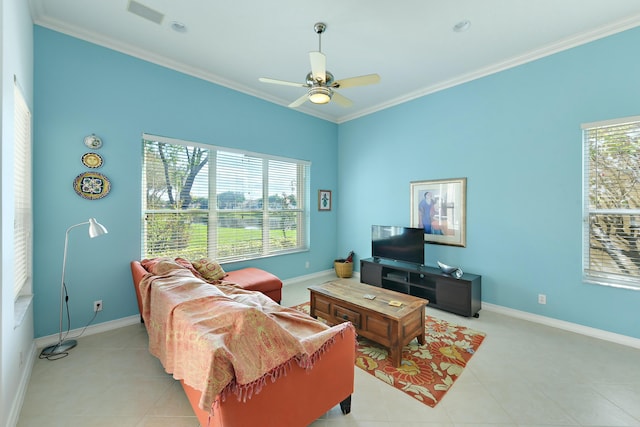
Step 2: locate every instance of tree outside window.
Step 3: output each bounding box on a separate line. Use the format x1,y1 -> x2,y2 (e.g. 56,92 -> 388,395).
583,116 -> 640,289
142,136 -> 309,262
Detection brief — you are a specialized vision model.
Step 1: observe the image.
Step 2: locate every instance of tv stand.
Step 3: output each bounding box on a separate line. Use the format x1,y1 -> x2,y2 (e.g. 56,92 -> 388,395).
360,258 -> 481,317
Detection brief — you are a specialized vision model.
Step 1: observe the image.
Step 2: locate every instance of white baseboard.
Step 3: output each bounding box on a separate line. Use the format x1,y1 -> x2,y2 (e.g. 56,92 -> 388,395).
12,273 -> 638,427
30,274 -> 636,352
282,268 -> 339,286
482,302 -> 640,349
34,315 -> 141,350
288,270 -> 640,348
34,268 -> 347,351
10,316 -> 140,427
285,271 -> 640,349
6,340 -> 36,427
282,268 -> 362,287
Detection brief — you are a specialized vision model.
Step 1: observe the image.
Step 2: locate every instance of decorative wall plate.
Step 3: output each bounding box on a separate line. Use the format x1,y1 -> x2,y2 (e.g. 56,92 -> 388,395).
81,152 -> 103,168
73,172 -> 111,200
84,134 -> 103,149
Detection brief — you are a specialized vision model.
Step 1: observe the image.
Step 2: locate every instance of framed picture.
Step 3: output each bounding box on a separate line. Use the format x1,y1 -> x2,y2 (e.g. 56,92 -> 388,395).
318,190 -> 332,211
410,178 -> 467,247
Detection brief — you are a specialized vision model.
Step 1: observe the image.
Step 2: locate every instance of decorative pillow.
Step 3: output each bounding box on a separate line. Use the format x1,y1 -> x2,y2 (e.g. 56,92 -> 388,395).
192,258 -> 226,282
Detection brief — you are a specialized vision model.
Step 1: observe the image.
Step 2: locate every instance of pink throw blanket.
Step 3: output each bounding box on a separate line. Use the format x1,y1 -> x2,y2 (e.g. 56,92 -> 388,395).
138,261 -> 353,411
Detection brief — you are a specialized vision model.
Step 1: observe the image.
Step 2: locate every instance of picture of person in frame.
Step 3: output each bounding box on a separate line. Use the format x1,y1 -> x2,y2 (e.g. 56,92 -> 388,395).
418,191 -> 435,234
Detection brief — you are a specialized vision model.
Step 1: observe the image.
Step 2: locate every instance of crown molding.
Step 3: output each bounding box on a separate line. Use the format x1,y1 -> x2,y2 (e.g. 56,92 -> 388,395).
31,14 -> 338,123
338,14 -> 640,124
32,9 -> 640,125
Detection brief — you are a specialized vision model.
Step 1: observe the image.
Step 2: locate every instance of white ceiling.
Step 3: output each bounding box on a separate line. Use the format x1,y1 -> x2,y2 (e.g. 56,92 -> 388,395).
29,0 -> 640,123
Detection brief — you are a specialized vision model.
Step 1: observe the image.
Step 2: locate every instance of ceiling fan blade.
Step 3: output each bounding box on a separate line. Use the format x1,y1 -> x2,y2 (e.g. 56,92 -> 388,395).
288,93 -> 309,108
331,91 -> 353,108
332,73 -> 380,89
309,51 -> 326,82
259,77 -> 306,88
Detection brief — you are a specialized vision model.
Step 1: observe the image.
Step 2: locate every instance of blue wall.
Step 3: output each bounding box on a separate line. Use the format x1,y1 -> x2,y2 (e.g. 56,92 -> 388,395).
34,24 -> 640,340
33,27 -> 338,338
337,27 -> 640,338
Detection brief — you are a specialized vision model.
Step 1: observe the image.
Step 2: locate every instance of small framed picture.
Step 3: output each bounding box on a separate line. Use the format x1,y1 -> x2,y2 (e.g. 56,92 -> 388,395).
318,190 -> 332,211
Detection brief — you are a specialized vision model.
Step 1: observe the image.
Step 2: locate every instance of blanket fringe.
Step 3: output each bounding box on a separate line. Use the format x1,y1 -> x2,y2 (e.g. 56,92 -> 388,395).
207,397 -> 222,427
221,359 -> 293,403
296,332 -> 335,370
220,323 -> 356,403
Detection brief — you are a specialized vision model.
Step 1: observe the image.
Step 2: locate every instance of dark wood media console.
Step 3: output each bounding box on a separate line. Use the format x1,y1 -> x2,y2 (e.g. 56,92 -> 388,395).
360,257 -> 482,317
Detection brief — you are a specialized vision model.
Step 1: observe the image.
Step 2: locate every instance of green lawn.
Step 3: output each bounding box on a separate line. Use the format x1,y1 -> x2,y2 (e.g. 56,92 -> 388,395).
161,223 -> 298,259
146,212 -> 299,260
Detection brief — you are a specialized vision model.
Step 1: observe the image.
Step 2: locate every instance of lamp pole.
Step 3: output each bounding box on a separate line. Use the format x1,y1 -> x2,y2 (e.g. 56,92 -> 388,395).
40,218 -> 108,358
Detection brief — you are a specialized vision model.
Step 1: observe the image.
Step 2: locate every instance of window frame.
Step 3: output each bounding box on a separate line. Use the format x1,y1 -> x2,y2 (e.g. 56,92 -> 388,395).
582,115 -> 640,290
13,77 -> 33,299
141,134 -> 310,262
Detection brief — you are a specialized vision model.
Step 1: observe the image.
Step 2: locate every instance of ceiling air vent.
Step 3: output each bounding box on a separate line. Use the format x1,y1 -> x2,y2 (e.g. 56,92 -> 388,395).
127,0 -> 164,25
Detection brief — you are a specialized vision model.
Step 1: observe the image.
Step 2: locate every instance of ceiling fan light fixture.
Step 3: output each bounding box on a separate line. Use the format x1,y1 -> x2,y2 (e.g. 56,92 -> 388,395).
308,86 -> 332,104
259,21 -> 378,109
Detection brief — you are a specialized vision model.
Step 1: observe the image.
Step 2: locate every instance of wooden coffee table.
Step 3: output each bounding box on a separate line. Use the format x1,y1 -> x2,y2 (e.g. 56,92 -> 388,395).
308,281 -> 428,367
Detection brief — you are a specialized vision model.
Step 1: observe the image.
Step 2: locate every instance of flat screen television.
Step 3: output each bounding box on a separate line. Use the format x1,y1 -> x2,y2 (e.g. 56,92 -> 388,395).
371,225 -> 425,265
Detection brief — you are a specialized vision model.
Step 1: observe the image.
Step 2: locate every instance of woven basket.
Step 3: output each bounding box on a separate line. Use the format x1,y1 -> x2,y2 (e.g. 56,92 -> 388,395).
334,261 -> 353,278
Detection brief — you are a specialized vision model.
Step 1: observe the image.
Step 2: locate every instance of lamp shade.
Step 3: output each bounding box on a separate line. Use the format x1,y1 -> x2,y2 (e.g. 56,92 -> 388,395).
88,217 -> 108,238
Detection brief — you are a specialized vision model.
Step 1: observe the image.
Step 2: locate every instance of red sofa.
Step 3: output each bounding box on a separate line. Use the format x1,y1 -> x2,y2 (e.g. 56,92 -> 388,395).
130,260 -> 355,427
224,267 -> 282,303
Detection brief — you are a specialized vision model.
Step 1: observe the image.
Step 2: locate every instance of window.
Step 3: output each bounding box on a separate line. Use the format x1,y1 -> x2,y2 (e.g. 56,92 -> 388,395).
582,116 -> 640,290
142,134 -> 310,262
14,78 -> 33,298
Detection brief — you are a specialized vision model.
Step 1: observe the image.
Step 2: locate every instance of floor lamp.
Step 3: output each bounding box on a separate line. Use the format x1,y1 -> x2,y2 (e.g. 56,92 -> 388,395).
40,218 -> 108,358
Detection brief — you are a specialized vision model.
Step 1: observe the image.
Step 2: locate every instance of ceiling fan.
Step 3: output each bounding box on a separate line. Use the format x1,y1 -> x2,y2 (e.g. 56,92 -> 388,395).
259,23 -> 381,108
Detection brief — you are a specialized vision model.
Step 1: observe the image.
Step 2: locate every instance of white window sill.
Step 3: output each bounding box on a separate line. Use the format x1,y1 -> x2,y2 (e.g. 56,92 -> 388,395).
14,294 -> 33,329
585,279 -> 640,291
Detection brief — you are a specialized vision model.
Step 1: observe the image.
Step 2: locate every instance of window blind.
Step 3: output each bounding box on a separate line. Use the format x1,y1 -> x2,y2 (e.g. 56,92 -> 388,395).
142,135 -> 309,262
14,79 -> 33,297
582,115 -> 640,289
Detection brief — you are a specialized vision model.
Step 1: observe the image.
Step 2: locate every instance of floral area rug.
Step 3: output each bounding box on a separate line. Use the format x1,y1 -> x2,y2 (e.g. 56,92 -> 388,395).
292,302 -> 486,407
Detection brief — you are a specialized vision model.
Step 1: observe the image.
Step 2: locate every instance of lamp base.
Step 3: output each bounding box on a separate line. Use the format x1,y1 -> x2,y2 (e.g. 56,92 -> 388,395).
41,339 -> 77,357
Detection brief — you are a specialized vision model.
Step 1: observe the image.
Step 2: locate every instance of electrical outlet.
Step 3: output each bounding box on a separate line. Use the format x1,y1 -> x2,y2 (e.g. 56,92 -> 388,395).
305,261 -> 310,269
94,300 -> 103,312
538,294 -> 547,305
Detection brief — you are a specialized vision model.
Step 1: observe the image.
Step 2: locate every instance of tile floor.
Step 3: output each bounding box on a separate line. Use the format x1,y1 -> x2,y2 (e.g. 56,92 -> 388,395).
18,275 -> 640,426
